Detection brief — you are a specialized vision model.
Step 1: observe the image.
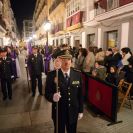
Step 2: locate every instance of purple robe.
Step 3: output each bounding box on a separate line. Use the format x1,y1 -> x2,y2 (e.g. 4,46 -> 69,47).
44,44 -> 51,75
27,43 -> 32,55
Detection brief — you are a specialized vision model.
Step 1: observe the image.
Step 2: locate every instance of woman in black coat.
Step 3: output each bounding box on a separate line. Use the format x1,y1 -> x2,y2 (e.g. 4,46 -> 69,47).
125,56 -> 133,96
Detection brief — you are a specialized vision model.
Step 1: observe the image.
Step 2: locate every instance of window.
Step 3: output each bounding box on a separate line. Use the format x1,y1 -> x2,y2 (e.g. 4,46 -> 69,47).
60,39 -> 63,45
87,34 -> 95,47
67,0 -> 80,17
107,30 -> 118,48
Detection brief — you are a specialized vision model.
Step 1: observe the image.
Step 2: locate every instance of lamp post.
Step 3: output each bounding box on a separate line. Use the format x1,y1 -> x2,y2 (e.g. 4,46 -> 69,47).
32,34 -> 37,45
43,20 -> 51,45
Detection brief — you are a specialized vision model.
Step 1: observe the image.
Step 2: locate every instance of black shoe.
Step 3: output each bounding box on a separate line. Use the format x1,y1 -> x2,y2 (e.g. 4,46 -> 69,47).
9,96 -> 12,100
39,93 -> 43,96
32,94 -> 35,97
129,96 -> 133,100
3,97 -> 7,101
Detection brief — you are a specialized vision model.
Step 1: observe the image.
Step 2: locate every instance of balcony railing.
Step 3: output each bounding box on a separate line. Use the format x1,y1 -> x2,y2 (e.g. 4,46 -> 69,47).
49,0 -> 64,14
95,0 -> 133,15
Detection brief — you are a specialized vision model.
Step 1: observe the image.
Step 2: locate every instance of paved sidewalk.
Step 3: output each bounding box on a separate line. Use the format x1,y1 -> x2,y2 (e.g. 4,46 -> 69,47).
0,53 -> 133,133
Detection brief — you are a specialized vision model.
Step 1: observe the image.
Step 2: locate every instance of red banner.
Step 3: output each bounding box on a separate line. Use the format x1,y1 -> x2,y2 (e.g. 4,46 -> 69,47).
72,11 -> 82,25
66,11 -> 82,28
88,78 -> 112,117
119,0 -> 133,6
99,0 -> 107,9
66,17 -> 72,27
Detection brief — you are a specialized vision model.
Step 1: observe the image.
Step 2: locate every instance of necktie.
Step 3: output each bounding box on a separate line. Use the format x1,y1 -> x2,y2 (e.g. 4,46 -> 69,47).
64,73 -> 69,86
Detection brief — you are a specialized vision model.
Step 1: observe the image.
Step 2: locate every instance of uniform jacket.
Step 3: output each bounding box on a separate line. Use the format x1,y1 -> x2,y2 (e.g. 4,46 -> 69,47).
109,52 -> 122,67
27,54 -> 44,76
45,68 -> 83,124
0,57 -> 13,79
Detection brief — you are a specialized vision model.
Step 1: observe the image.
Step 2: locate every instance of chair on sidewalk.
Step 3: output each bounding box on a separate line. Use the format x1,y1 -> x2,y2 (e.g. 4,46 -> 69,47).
118,79 -> 132,111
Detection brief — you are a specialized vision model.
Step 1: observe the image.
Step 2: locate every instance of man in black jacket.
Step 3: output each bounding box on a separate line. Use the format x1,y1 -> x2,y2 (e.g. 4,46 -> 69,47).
45,49 -> 83,133
27,46 -> 44,97
0,47 -> 13,100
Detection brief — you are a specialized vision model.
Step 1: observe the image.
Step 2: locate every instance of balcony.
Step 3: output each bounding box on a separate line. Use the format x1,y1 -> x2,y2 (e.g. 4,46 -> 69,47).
35,1 -> 47,22
49,0 -> 64,14
51,23 -> 64,34
95,0 -> 133,15
0,15 -> 6,30
94,0 -> 133,21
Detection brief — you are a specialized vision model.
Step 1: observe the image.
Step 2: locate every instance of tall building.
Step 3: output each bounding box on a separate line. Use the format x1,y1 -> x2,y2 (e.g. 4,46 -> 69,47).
23,20 -> 34,41
33,0 -> 47,45
0,0 -> 19,46
48,0 -> 66,46
33,0 -> 133,51
65,0 -> 86,47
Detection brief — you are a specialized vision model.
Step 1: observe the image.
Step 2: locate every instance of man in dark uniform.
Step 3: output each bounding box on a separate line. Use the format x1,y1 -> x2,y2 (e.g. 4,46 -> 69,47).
45,49 -> 83,133
0,47 -> 13,100
27,46 -> 44,97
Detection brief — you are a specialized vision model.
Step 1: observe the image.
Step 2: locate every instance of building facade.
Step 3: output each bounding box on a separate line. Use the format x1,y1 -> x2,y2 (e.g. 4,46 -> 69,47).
33,0 -> 47,45
83,0 -> 133,51
23,20 -> 34,41
33,0 -> 133,51
0,0 -> 18,46
48,0 -> 66,46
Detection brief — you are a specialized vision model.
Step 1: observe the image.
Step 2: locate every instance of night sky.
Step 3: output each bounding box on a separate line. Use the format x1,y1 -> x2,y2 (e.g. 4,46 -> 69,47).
11,0 -> 36,36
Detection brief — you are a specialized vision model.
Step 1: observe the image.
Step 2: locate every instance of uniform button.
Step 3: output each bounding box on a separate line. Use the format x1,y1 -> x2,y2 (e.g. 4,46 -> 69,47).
69,104 -> 71,107
68,93 -> 70,95
68,98 -> 71,101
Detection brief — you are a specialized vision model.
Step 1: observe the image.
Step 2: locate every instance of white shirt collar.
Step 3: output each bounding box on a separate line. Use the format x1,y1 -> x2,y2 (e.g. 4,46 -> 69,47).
61,69 -> 70,77
34,54 -> 37,57
3,57 -> 7,60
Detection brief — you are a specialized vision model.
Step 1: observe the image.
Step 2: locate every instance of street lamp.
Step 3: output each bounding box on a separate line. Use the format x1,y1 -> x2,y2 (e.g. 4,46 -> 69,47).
33,34 -> 37,39
32,34 -> 37,45
43,20 -> 51,45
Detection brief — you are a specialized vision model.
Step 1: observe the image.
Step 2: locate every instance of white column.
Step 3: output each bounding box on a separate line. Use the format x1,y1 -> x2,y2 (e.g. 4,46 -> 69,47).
58,37 -> 61,45
71,35 -> 74,47
63,36 -> 67,44
98,28 -> 102,48
121,22 -> 129,48
82,32 -> 86,48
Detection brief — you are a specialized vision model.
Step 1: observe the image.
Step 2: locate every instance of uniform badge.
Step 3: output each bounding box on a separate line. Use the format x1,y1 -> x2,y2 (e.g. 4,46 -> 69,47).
32,58 -> 34,60
65,50 -> 70,55
72,81 -> 80,85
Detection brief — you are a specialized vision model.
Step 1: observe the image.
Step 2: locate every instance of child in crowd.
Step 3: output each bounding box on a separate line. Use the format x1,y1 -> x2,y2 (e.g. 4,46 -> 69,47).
91,61 -> 106,80
105,66 -> 118,85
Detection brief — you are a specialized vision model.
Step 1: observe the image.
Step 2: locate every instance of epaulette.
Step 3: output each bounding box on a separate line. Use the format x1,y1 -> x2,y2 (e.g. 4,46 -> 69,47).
73,68 -> 81,72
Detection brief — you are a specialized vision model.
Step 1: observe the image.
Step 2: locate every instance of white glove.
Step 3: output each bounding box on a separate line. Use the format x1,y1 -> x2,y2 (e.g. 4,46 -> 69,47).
53,92 -> 61,102
25,64 -> 27,67
78,113 -> 83,120
42,72 -> 45,75
11,75 -> 14,79
41,72 -> 46,79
